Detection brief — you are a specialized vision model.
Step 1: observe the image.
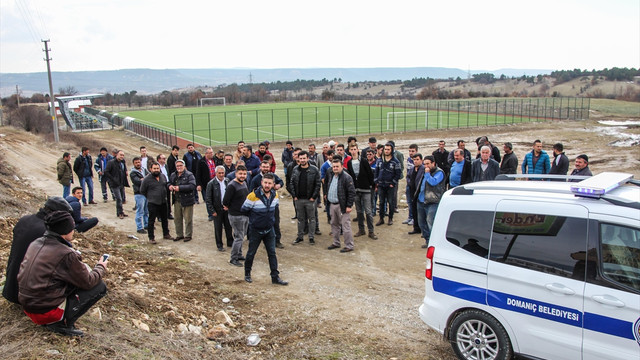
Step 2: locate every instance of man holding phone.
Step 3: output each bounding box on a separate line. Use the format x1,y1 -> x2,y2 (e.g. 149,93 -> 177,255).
17,211 -> 108,337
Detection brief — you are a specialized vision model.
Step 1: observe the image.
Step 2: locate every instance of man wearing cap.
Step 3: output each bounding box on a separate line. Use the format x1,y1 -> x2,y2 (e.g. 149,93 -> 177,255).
18,211 -> 108,337
3,197 -> 73,304
281,140 -> 294,175
569,154 -> 593,182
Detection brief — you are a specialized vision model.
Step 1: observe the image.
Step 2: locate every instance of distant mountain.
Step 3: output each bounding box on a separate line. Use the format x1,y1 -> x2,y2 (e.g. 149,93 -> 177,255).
0,67 -> 552,97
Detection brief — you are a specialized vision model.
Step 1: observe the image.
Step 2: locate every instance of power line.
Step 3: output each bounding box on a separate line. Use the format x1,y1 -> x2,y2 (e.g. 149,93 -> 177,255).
15,0 -> 42,44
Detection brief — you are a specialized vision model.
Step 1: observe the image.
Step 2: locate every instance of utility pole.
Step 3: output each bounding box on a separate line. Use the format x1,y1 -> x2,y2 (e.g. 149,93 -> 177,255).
43,39 -> 59,142
16,85 -> 20,107
249,72 -> 253,84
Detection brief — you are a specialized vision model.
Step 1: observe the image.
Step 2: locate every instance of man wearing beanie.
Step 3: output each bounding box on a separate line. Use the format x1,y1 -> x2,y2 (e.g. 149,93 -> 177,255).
3,197 -> 72,304
17,211 -> 108,337
569,154 -> 593,182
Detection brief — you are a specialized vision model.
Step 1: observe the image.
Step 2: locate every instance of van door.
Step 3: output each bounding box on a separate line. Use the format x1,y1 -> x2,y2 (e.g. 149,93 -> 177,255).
582,218 -> 640,360
487,200 -> 588,360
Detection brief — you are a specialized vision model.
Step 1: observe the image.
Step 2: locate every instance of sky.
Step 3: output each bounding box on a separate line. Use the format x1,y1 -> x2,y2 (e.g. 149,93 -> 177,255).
1,0 -> 639,74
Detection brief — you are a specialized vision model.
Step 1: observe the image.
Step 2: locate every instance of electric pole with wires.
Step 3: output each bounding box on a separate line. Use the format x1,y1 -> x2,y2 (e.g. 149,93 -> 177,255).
42,39 -> 58,142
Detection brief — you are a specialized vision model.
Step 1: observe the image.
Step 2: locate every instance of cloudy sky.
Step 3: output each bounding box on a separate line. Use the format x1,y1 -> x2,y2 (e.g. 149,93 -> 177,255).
1,0 -> 638,74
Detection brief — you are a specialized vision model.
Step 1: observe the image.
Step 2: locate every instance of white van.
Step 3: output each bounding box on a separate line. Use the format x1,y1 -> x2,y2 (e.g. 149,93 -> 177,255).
418,173 -> 640,360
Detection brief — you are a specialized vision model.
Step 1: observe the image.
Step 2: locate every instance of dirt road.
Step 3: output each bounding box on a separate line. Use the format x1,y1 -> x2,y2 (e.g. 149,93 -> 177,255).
1,115 -> 638,358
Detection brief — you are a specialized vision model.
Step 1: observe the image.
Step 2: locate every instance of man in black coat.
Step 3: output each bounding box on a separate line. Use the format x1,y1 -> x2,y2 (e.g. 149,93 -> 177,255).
140,163 -> 174,244
408,153 -> 424,236
73,146 -> 96,205
196,147 -> 216,220
346,145 -> 377,240
104,150 -> 130,218
549,143 -> 570,179
2,197 -> 72,304
205,165 -> 234,251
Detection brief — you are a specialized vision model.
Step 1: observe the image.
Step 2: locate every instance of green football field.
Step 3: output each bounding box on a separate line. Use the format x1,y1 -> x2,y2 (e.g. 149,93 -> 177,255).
119,101 -> 550,146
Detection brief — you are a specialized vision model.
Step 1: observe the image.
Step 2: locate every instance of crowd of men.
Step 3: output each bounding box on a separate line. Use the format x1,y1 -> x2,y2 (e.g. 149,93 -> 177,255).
2,136 -> 595,337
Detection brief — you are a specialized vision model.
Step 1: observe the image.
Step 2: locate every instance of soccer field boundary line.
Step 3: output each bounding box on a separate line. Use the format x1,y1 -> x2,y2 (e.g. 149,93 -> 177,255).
243,127 -> 287,139
132,118 -> 225,145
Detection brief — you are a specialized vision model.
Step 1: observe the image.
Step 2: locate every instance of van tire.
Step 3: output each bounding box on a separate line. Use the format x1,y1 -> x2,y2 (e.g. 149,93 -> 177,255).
448,310 -> 513,360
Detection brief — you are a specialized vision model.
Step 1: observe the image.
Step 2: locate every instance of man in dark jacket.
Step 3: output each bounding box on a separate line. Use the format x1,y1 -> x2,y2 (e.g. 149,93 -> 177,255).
569,154 -> 593,182
196,147 -> 217,220
281,140 -> 294,175
241,174 -> 288,285
416,156 -> 446,248
549,142 -> 570,179
290,151 -> 321,245
375,142 -> 402,226
93,147 -> 113,202
182,144 -> 202,203
432,140 -> 450,176
104,150 -> 130,218
57,152 -> 73,198
18,211 -> 108,337
500,142 -> 518,175
346,144 -> 377,240
65,187 -> 99,233
326,158 -> 357,253
3,197 -> 72,304
250,160 -> 285,248
205,165 -> 234,251
140,163 -> 174,244
223,165 -> 250,267
73,147 -> 96,205
241,145 -> 261,176
408,153 -> 424,236
130,157 -> 149,233
169,160 -> 197,242
471,146 -> 501,182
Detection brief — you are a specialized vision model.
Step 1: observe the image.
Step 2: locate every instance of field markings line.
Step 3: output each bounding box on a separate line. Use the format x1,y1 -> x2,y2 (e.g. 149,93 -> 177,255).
131,118 -> 224,144
243,127 -> 287,139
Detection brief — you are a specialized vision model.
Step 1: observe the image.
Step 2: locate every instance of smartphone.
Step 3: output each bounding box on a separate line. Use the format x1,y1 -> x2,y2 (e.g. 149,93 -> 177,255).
102,254 -> 110,261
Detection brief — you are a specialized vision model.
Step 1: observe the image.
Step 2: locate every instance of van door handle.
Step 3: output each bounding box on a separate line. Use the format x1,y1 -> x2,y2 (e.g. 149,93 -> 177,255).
545,283 -> 576,295
591,295 -> 625,308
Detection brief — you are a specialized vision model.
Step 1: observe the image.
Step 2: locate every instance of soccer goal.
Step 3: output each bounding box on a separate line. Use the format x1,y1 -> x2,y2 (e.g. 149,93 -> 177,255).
199,97 -> 226,107
386,110 -> 428,131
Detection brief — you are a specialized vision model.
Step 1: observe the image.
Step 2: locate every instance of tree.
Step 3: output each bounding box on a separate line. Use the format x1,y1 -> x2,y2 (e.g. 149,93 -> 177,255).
321,89 -> 335,100
58,85 -> 78,96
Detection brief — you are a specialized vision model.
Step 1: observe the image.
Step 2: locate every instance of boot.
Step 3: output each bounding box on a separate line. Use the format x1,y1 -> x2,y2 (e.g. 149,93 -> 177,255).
375,217 -> 385,226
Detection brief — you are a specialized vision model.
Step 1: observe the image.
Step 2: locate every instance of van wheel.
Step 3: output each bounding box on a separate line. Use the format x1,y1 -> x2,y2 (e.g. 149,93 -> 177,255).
449,310 -> 512,360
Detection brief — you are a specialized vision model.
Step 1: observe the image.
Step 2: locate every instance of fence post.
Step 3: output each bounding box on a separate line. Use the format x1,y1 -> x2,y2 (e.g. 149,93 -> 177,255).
241,111 -> 244,143
224,112 -> 228,145
255,110 -> 259,143
208,114 -> 212,146
191,115 -> 195,143
272,109 -> 275,141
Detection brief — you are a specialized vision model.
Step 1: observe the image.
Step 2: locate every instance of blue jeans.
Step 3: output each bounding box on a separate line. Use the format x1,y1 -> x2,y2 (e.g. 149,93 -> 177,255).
244,227 -> 279,278
134,194 -> 149,230
80,176 -> 94,204
62,184 -> 70,198
416,202 -> 438,243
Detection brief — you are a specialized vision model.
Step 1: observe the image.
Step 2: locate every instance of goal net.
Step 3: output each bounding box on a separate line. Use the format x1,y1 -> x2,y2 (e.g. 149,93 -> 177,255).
199,97 -> 226,107
386,111 -> 428,131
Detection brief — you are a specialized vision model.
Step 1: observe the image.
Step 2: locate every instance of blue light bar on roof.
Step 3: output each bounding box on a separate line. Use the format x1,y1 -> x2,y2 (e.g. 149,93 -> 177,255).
570,172 -> 633,198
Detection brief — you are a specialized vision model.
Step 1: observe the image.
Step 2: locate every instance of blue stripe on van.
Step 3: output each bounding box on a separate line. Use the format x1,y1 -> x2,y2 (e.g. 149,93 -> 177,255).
432,277 -> 635,340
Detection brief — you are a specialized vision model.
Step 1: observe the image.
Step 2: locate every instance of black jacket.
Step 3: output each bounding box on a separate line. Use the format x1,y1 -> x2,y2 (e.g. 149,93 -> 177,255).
73,154 -> 93,178
169,170 -> 197,207
550,153 -> 570,175
2,211 -> 48,304
140,173 -> 169,205
410,165 -> 425,199
346,158 -> 375,192
324,170 -> 356,213
289,164 -> 321,200
205,177 -> 230,215
130,167 -> 148,194
432,149 -> 450,175
167,154 -> 179,177
500,152 -> 519,175
104,158 -> 130,188
195,157 -> 215,189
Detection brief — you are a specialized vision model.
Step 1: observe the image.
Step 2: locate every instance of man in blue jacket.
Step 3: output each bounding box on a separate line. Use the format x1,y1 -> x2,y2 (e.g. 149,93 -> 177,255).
375,142 -> 402,226
521,139 -> 551,177
242,173 -> 288,285
66,187 -> 99,233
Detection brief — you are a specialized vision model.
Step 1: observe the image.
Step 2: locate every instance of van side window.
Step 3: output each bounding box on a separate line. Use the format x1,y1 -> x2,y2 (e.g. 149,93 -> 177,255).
600,223 -> 640,292
489,213 -> 587,279
445,210 -> 493,258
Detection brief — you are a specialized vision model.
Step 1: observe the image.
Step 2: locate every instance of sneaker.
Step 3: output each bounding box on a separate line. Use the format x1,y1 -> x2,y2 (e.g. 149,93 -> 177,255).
137,229 -> 147,234
245,276 -> 252,283
402,219 -> 411,224
218,247 -> 225,252
275,242 -> 284,249
271,277 -> 288,285
309,239 -> 315,245
230,259 -> 243,267
421,243 -> 429,249
354,230 -> 366,237
168,215 -> 174,220
368,233 -> 378,240
314,229 -> 322,236
292,238 -> 303,245
103,198 -> 108,203
408,219 -> 414,225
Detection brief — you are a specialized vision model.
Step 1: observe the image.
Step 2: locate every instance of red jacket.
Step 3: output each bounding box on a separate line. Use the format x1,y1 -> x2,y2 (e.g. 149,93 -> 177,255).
255,150 -> 276,173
